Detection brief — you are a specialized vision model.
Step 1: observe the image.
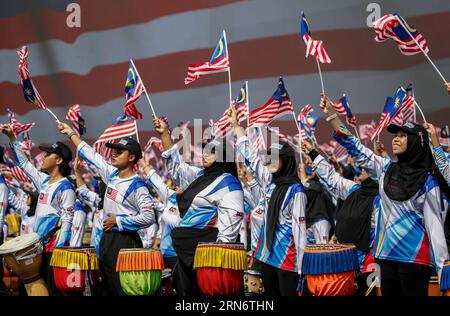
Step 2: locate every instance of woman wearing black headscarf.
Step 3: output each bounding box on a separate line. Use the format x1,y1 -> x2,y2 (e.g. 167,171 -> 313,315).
320,95 -> 450,296
153,116 -> 244,296
229,108 -> 306,296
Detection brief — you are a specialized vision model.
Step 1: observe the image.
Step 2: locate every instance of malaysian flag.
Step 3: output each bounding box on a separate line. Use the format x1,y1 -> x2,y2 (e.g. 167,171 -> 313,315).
298,104 -> 313,121
211,82 -> 249,138
65,104 -> 86,136
391,85 -> 415,126
247,126 -> 265,152
94,114 -> 137,160
124,61 -> 144,120
17,46 -> 47,109
300,12 -> 332,64
144,136 -> 163,152
438,126 -> 450,147
2,151 -> 31,183
358,123 -> 375,141
7,109 -> 34,136
373,13 -> 429,56
185,30 -> 230,85
332,95 -> 357,127
105,187 -> 119,201
33,151 -> 46,170
332,142 -> 348,163
249,77 -> 294,127
371,86 -> 410,141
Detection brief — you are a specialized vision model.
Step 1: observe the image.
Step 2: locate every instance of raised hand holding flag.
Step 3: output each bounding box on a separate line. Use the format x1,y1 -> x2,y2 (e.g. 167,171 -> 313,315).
66,104 -> 86,136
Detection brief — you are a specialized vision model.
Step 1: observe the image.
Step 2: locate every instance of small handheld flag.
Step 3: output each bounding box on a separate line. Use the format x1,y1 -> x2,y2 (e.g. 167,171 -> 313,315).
66,104 -> 86,136
185,31 -> 230,85
7,109 -> 34,137
124,61 -> 144,120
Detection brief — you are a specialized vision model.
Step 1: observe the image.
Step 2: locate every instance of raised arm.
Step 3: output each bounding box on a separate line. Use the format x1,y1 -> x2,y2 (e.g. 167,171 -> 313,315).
302,141 -> 359,200
59,122 -> 115,183
424,123 -> 450,185
1,124 -> 48,191
229,107 -> 272,190
139,156 -> 175,203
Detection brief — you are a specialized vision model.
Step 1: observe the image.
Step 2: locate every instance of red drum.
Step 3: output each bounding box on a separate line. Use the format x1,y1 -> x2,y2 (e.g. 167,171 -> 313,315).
50,247 -> 99,295
193,242 -> 247,296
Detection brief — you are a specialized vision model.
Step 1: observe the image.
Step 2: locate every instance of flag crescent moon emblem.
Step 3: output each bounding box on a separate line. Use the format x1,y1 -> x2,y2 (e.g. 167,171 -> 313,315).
215,40 -> 224,58
238,88 -> 246,103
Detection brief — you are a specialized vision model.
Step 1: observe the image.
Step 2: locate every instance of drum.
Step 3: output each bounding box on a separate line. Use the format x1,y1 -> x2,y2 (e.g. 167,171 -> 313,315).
301,244 -> 359,296
0,233 -> 48,296
244,270 -> 264,296
116,248 -> 164,296
155,268 -> 176,296
193,242 -> 247,296
50,247 -> 99,295
2,263 -> 20,296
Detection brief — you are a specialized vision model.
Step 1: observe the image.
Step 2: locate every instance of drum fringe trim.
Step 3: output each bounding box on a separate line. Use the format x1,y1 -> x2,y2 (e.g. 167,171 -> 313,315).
50,249 -> 98,270
302,246 -> 359,275
440,261 -> 450,291
116,251 -> 164,272
193,245 -> 247,270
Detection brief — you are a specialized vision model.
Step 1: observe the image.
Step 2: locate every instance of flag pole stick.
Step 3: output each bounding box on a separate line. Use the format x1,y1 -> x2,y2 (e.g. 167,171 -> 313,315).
291,112 -> 304,164
395,16 -> 447,85
245,81 -> 250,127
315,57 -> 325,95
46,108 -> 60,123
134,120 -> 140,143
222,30 -> 233,106
414,100 -> 428,123
413,104 -> 418,123
353,126 -> 360,139
130,59 -> 157,117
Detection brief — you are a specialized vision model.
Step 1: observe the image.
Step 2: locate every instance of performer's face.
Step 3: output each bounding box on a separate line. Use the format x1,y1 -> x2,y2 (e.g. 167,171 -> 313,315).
41,153 -> 60,171
202,149 -> 216,168
392,131 -> 408,155
111,149 -> 134,169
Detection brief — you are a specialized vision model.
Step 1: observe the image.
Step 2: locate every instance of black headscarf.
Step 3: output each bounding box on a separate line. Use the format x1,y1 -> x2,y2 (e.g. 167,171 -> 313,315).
335,177 -> 379,252
384,124 -> 434,201
25,190 -> 39,217
176,139 -> 238,218
266,142 -> 301,250
304,178 -> 335,233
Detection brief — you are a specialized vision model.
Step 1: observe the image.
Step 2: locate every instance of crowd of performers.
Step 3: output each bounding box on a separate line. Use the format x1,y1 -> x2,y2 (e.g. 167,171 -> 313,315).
1,89 -> 450,297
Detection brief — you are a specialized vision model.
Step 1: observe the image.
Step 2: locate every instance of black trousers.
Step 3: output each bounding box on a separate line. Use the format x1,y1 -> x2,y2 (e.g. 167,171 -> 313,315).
99,231 -> 142,296
256,259 -> 299,296
171,227 -> 218,296
40,251 -> 63,296
376,259 -> 432,296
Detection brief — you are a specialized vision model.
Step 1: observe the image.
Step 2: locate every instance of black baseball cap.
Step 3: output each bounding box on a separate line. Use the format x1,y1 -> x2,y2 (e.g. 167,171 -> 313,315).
39,142 -> 73,162
387,122 -> 425,136
105,137 -> 142,160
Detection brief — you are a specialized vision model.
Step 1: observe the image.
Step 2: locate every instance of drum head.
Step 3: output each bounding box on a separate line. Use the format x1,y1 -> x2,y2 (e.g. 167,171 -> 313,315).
245,270 -> 261,276
0,233 -> 40,255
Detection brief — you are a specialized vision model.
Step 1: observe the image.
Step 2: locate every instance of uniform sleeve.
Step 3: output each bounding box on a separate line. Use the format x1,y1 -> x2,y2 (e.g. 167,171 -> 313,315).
9,141 -> 48,191
56,189 -> 76,247
333,123 -> 390,179
70,203 -> 87,247
0,186 -> 8,239
236,136 -> 272,191
292,188 -> 307,274
161,143 -> 201,190
77,184 -> 100,210
310,220 -> 331,244
216,187 -> 245,243
8,189 -> 26,214
77,141 -> 116,184
116,186 -> 156,231
421,179 -> 449,285
433,145 -> 450,185
147,169 -> 175,204
312,154 -> 360,200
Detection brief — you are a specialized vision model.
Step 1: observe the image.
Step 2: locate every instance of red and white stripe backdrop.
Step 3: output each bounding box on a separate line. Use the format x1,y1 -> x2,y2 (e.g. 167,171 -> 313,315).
1,1 -> 450,148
